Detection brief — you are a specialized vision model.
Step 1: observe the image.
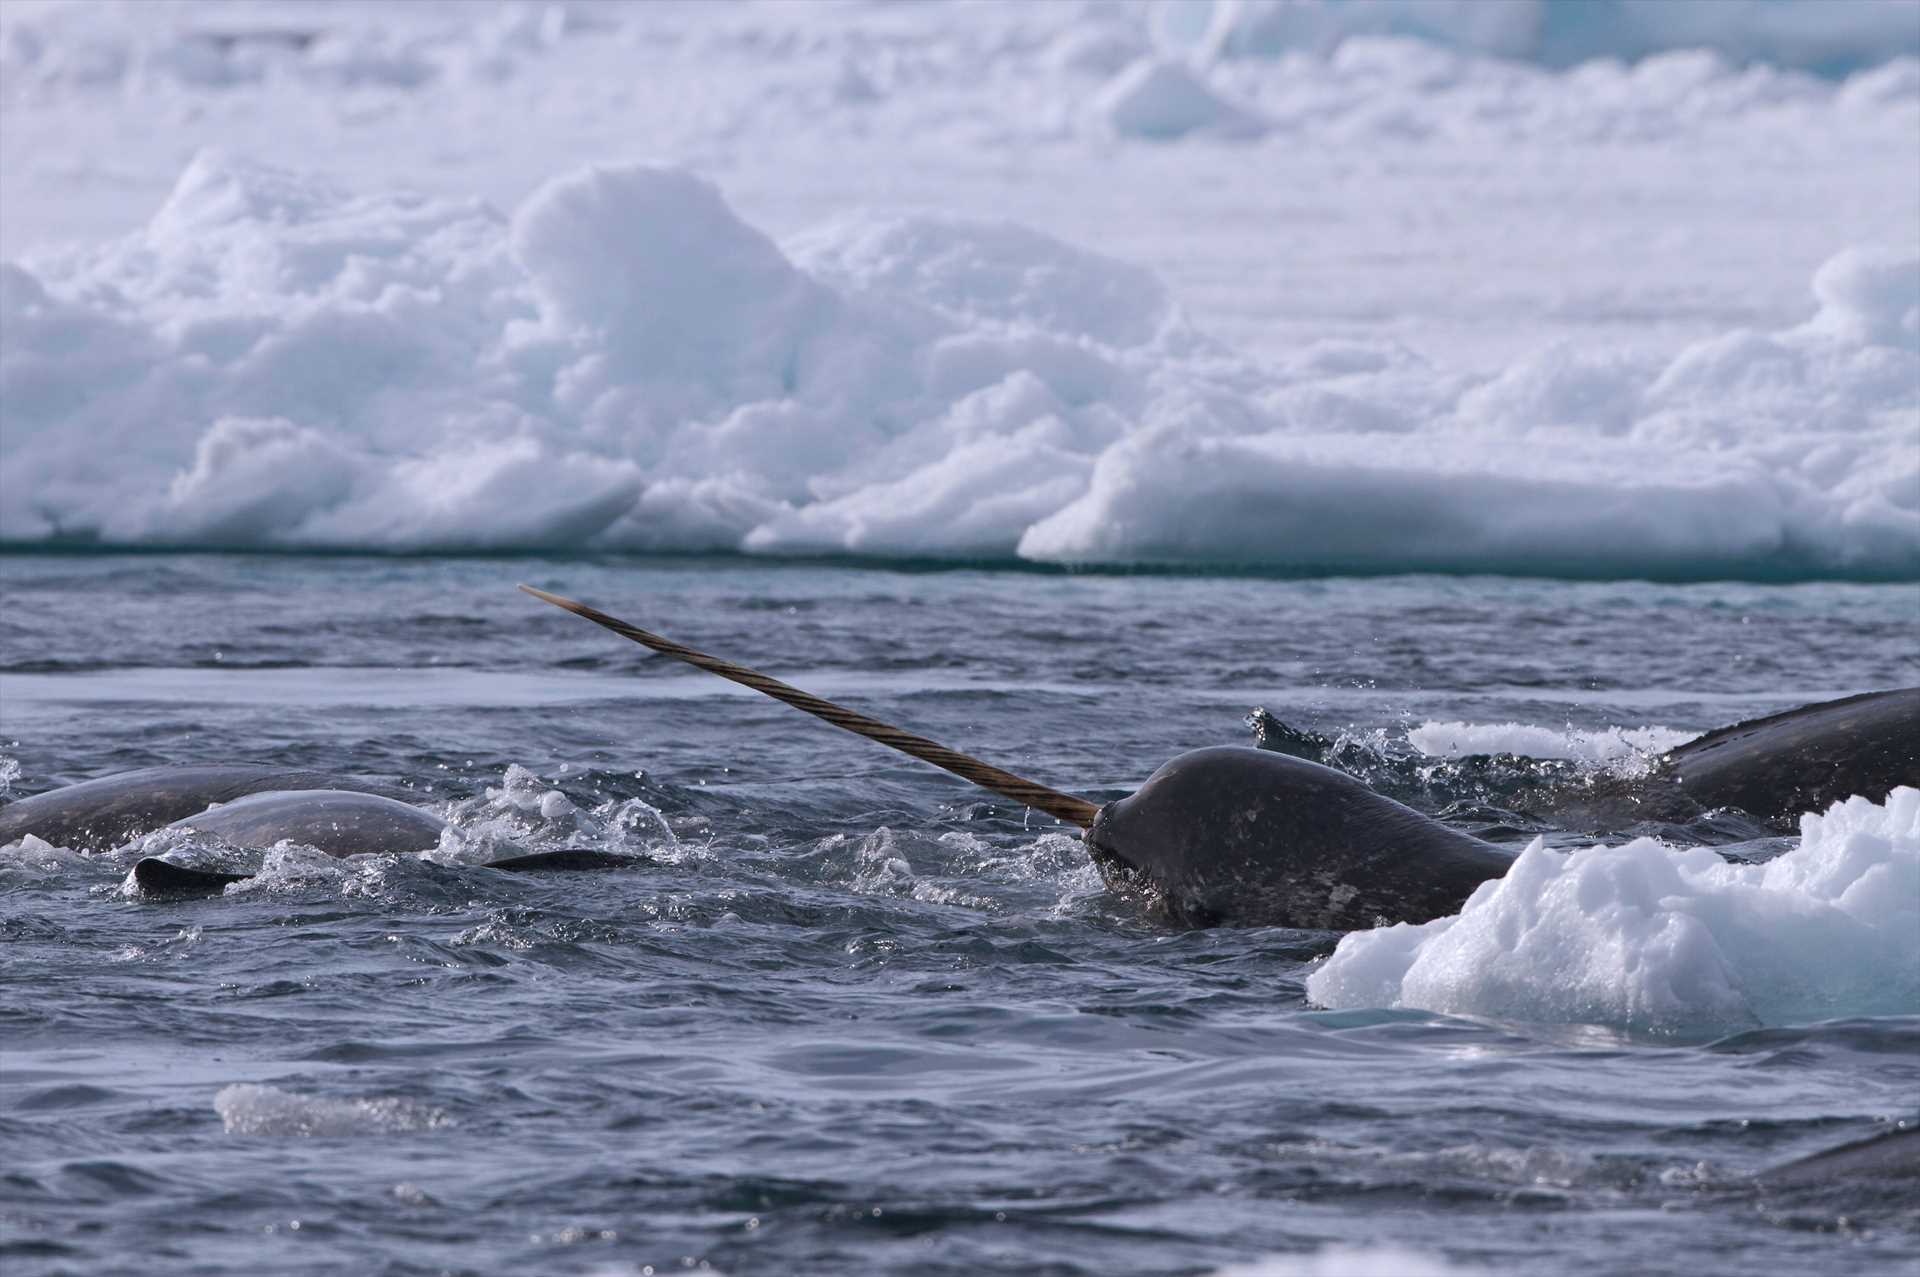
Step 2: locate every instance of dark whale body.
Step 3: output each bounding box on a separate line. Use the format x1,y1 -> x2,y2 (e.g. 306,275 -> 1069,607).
1086,747 -> 1513,930
1523,688 -> 1918,834
0,765 -> 408,852
1660,688 -> 1919,818
1254,688 -> 1919,834
1,766 -> 635,892
1757,1125 -> 1920,1191
1088,690 -> 1918,931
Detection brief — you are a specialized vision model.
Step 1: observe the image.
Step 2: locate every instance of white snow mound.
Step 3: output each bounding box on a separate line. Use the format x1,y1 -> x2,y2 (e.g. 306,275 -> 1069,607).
1306,787 -> 1920,1035
2,152 -> 1915,579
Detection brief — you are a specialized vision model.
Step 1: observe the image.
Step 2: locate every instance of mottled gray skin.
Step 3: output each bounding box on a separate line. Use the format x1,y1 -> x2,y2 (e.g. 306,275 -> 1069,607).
1756,1126 -> 1920,1191
1531,688 -> 1919,833
1255,689 -> 1919,832
0,765 -> 407,852
165,789 -> 446,858
1661,688 -> 1919,819
1085,747 -> 1514,930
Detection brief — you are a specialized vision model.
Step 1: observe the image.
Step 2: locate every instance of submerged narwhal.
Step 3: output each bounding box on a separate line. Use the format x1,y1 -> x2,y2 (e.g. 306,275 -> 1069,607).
1251,689 -> 1920,834
0,763 -> 632,893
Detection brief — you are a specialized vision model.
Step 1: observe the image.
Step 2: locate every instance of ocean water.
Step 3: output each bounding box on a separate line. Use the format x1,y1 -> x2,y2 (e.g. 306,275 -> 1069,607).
2,554 -> 1916,1277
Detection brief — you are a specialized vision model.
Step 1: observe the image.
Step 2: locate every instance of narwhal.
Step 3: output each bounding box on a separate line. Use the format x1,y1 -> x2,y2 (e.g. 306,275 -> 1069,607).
1250,690 -> 1920,833
517,587 -> 1513,929
0,763 -> 633,894
8,588 -> 1909,920
515,587 -> 1918,931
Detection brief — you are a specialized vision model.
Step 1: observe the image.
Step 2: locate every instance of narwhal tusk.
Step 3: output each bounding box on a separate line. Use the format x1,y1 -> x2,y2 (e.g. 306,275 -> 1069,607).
518,584 -> 1101,829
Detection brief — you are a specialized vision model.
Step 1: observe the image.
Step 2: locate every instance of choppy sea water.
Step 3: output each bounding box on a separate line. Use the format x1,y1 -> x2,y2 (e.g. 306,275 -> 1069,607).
1,555 -> 1916,1277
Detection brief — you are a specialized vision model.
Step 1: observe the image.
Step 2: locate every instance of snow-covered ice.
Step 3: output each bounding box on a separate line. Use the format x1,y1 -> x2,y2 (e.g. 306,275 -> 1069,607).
1307,787 -> 1920,1035
1,1 -> 1915,577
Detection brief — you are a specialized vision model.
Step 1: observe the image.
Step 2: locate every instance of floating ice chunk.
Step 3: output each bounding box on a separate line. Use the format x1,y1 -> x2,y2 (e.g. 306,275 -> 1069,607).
1307,788 -> 1920,1035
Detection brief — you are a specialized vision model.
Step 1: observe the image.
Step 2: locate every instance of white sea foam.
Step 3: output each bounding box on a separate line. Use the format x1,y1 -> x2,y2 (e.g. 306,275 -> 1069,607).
1307,787 -> 1920,1036
1405,721 -> 1696,764
431,762 -> 680,865
0,832 -> 89,875
1210,1245 -> 1487,1277
214,1082 -> 452,1136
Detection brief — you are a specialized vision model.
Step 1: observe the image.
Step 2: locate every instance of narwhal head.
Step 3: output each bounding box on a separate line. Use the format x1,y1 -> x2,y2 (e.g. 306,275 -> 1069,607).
1085,746 -> 1326,927
1085,746 -> 1510,930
